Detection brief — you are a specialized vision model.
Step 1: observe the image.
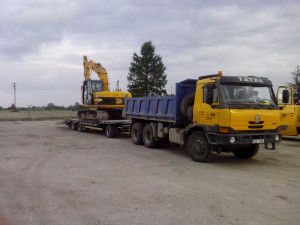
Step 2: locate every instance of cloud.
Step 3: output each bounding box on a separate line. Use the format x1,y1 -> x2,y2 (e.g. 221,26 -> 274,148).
0,0 -> 299,107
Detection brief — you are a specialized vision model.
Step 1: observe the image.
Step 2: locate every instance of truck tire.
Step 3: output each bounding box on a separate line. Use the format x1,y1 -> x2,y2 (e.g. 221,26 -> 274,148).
232,144 -> 259,159
180,92 -> 195,118
105,125 -> 119,138
71,122 -> 78,131
131,122 -> 144,145
143,124 -> 158,148
78,124 -> 86,132
187,131 -> 211,162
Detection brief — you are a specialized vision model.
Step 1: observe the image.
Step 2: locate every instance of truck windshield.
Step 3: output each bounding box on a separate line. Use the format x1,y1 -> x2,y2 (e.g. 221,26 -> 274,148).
220,85 -> 277,107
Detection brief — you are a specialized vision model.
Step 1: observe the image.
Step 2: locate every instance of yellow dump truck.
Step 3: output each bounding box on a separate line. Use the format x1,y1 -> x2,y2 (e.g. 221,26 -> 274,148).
125,72 -> 289,162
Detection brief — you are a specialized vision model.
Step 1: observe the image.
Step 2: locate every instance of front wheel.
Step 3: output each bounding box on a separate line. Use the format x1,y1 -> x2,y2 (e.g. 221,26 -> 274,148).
186,131 -> 211,162
232,144 -> 259,159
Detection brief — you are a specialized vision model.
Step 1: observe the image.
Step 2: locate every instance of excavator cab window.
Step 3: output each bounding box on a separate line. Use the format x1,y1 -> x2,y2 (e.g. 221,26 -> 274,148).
91,81 -> 104,92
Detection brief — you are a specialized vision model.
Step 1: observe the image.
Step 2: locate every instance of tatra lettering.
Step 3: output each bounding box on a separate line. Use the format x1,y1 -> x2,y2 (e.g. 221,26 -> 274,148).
237,77 -> 265,83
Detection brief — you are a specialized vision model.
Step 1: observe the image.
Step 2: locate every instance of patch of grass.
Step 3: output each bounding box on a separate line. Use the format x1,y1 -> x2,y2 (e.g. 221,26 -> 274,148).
0,110 -> 78,121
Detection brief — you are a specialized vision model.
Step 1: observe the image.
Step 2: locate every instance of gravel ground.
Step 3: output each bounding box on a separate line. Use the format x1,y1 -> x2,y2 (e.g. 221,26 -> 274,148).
0,120 -> 299,225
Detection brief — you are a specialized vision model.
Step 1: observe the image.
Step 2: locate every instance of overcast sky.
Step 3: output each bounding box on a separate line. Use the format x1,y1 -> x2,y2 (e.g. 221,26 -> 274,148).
0,0 -> 299,107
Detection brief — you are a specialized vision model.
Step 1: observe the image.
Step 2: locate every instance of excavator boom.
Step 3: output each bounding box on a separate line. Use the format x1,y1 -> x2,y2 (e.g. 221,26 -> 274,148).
83,55 -> 109,91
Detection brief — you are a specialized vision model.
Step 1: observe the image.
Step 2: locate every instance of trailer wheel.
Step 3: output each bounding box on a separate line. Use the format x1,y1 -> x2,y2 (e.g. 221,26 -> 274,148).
131,122 -> 144,145
105,125 -> 119,138
232,144 -> 259,159
71,122 -> 78,131
78,124 -> 86,132
187,131 -> 211,162
143,124 -> 158,148
180,92 -> 195,118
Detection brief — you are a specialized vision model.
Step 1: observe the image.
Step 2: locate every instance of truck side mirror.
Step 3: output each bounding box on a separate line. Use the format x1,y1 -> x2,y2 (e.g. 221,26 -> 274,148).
282,90 -> 290,104
206,89 -> 214,105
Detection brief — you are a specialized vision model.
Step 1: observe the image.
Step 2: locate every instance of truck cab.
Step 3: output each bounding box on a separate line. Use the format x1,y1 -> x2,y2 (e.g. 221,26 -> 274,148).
179,75 -> 282,161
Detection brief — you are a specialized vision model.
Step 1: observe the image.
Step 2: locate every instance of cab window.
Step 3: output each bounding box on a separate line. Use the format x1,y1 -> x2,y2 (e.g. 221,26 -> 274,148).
203,86 -> 218,103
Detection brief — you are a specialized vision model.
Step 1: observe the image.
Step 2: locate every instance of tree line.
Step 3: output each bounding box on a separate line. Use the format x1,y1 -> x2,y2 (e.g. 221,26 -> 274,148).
0,102 -> 84,111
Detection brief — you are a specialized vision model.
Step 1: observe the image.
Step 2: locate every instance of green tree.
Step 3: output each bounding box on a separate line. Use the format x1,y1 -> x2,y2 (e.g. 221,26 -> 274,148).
286,66 -> 300,104
47,103 -> 55,110
127,41 -> 167,97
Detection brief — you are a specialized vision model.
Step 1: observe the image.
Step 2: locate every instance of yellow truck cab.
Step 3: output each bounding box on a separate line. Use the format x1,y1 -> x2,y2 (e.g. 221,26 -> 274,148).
187,74 -> 285,161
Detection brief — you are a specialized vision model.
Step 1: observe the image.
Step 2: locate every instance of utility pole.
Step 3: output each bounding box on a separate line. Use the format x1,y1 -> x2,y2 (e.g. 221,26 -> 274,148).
13,83 -> 16,110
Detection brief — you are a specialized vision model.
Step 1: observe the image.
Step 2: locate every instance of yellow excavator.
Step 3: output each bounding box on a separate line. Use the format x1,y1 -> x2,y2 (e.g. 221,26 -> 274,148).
80,55 -> 132,120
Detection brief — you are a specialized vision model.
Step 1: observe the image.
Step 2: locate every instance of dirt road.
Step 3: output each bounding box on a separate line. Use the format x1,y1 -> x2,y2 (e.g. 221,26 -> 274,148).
0,121 -> 299,225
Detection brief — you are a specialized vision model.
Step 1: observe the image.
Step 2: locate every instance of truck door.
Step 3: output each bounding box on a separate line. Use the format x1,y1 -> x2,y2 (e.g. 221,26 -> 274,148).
194,83 -> 219,130
277,86 -> 297,135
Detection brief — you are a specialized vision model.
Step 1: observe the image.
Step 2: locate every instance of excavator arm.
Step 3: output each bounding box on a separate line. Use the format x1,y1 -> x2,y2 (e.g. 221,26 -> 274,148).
83,55 -> 109,91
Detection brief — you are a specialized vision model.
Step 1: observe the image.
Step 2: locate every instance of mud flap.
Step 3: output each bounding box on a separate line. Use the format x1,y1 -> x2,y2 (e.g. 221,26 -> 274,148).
264,142 -> 275,150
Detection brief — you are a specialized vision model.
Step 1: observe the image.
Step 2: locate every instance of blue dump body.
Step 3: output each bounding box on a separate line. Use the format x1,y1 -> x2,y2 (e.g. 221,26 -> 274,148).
124,79 -> 197,124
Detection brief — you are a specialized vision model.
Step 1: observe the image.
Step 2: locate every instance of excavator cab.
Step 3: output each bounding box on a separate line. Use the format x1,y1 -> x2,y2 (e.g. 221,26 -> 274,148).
82,80 -> 104,105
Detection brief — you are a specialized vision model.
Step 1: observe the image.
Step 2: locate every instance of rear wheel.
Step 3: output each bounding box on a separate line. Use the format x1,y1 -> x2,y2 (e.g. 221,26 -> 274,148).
131,122 -> 144,145
71,122 -> 78,131
187,131 -> 211,162
105,125 -> 119,138
232,144 -> 259,159
143,124 -> 158,148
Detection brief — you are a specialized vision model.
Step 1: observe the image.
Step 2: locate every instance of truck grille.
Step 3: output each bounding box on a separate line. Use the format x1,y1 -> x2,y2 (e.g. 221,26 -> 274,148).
248,121 -> 264,129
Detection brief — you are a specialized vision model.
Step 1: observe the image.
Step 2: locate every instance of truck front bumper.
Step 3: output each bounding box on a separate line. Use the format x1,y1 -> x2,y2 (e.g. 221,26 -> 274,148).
207,132 -> 281,149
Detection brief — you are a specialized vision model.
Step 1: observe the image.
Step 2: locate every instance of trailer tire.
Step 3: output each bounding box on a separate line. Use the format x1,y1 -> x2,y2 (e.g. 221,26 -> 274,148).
143,124 -> 158,148
180,92 -> 195,118
105,125 -> 119,138
187,131 -> 211,162
131,122 -> 144,145
78,124 -> 86,132
232,144 -> 259,159
71,122 -> 78,131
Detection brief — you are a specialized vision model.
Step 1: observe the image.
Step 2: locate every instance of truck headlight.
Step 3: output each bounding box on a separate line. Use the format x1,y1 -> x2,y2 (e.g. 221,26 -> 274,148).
275,135 -> 280,141
229,136 -> 236,143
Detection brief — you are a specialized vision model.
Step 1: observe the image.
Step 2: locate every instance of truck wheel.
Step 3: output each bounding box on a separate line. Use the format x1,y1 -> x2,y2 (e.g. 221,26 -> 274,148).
180,92 -> 195,118
232,144 -> 259,159
187,131 -> 211,162
143,124 -> 158,148
131,122 -> 144,145
78,124 -> 86,132
71,122 -> 78,131
105,125 -> 119,138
